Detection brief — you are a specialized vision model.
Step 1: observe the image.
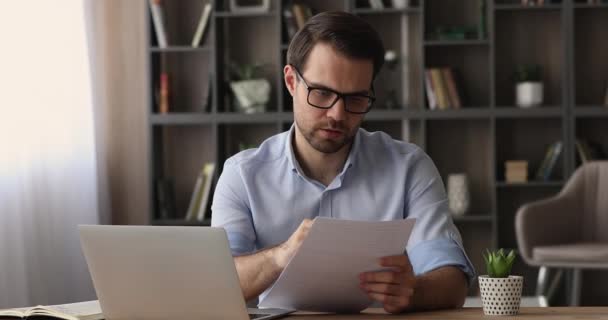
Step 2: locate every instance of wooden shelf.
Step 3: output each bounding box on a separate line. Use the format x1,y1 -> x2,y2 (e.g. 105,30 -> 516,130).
575,106 -> 608,117
353,7 -> 421,15
150,113 -> 214,125
424,39 -> 489,46
494,4 -> 563,11
496,181 -> 564,188
150,46 -> 212,53
214,11 -> 277,18
493,107 -> 563,118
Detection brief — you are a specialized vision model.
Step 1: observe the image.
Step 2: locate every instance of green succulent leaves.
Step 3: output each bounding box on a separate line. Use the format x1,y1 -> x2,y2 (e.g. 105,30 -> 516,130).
483,249 -> 516,278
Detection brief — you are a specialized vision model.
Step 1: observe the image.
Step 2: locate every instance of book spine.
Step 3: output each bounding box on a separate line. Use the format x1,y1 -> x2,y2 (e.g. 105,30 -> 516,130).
159,73 -> 169,114
543,141 -> 562,180
442,68 -> 462,109
185,168 -> 205,221
196,163 -> 216,221
149,0 -> 168,48
535,142 -> 555,180
283,5 -> 298,40
430,68 -> 449,110
424,69 -> 438,110
191,3 -> 213,47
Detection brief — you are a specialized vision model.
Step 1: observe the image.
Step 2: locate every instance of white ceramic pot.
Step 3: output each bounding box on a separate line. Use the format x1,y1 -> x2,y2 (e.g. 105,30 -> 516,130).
230,79 -> 271,112
516,82 -> 543,108
447,173 -> 470,216
391,0 -> 410,9
479,275 -> 524,316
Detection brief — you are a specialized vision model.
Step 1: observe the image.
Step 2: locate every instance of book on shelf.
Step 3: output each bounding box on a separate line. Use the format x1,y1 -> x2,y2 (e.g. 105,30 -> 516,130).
369,0 -> 386,9
535,141 -> 562,181
148,0 -> 168,48
604,82 -> 608,106
159,72 -> 170,113
191,3 -> 213,47
196,162 -> 216,221
283,3 -> 298,41
576,139 -> 607,164
291,3 -> 313,30
185,162 -> 216,222
424,70 -> 438,110
428,68 -> 450,110
442,68 -> 462,109
0,300 -> 103,320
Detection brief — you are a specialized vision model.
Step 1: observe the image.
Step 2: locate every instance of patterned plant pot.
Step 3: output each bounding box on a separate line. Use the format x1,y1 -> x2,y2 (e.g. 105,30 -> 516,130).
479,275 -> 523,316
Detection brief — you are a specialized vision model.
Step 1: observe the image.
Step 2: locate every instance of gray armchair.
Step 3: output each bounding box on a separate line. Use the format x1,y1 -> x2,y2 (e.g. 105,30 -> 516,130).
515,161 -> 608,306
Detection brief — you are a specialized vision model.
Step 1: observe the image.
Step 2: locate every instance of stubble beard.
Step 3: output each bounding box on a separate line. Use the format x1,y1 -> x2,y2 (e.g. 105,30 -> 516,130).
295,119 -> 356,154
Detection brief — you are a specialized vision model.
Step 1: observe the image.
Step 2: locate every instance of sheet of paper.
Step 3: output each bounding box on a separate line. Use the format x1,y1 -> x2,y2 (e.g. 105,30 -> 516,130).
47,300 -> 103,320
258,217 -> 416,313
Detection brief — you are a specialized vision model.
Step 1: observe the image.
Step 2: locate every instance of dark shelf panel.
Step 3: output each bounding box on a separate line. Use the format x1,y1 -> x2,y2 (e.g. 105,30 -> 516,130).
150,46 -> 212,53
574,106 -> 608,117
496,181 -> 564,188
493,107 -> 563,118
353,8 -> 421,15
152,219 -> 211,226
216,112 -> 288,123
494,4 -> 563,11
423,107 -> 492,119
214,11 -> 277,18
453,215 -> 494,222
573,3 -> 608,8
424,39 -> 489,46
150,113 -> 214,125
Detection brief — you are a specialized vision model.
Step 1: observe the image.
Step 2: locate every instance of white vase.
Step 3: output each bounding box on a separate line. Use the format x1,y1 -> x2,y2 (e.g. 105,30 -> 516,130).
479,275 -> 524,316
230,79 -> 271,112
516,82 -> 543,108
447,173 -> 470,216
391,0 -> 410,9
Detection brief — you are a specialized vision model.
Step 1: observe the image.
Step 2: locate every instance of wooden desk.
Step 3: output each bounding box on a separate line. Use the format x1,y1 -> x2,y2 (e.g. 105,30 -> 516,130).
287,307 -> 608,319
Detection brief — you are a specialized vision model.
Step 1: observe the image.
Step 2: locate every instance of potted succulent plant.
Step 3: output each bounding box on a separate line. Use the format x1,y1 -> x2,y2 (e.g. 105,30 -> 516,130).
229,61 -> 270,113
515,64 -> 543,108
479,249 -> 523,316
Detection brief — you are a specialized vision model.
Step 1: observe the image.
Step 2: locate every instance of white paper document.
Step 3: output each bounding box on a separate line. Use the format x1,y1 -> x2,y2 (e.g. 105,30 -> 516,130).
258,217 -> 416,313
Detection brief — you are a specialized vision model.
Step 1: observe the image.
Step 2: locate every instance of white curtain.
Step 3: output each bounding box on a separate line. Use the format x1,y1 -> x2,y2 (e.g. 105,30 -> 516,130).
0,1 -> 100,308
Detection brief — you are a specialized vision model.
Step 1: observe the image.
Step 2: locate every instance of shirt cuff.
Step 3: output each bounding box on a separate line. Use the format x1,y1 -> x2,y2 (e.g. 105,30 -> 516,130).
407,236 -> 477,286
225,231 -> 255,256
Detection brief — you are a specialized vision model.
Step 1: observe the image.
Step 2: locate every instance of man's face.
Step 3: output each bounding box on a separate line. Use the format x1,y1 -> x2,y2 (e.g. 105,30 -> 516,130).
286,43 -> 374,154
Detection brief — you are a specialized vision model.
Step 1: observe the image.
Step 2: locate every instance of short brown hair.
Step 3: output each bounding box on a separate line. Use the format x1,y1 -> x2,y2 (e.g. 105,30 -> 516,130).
287,11 -> 385,80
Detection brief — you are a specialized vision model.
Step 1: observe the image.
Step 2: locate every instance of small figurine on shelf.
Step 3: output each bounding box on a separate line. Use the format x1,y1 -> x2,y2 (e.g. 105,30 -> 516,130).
383,50 -> 399,109
229,61 -> 270,113
229,0 -> 270,13
514,64 -> 543,108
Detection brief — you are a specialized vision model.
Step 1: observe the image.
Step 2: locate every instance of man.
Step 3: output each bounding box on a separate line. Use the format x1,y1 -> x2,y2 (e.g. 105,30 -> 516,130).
211,11 -> 474,314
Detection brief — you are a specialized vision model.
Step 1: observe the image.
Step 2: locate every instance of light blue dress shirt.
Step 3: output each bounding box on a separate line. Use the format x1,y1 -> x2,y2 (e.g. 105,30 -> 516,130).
211,124 -> 475,285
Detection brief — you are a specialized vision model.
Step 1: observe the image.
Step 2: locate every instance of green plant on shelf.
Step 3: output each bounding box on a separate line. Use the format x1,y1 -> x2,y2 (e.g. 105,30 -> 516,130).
514,64 -> 542,83
483,248 -> 516,278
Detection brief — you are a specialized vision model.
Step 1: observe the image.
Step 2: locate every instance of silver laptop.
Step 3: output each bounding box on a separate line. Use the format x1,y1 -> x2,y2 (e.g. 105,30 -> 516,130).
79,225 -> 294,320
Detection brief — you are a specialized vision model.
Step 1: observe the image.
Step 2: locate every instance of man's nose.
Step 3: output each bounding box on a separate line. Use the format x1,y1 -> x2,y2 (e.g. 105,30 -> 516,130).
326,97 -> 347,122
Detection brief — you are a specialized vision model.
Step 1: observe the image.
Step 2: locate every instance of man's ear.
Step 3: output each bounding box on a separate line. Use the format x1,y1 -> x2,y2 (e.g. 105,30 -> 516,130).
284,65 -> 297,97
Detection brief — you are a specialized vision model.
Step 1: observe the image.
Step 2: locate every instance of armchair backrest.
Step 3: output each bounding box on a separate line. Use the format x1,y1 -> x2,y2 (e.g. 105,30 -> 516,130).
560,161 -> 608,242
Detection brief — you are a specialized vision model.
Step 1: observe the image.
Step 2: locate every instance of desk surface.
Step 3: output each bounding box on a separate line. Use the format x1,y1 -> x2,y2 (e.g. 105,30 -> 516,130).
288,307 -> 608,319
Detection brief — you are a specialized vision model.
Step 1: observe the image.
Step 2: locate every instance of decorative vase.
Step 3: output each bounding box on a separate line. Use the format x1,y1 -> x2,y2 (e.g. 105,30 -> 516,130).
516,82 -> 543,108
391,0 -> 410,9
447,173 -> 470,216
230,0 -> 270,13
479,275 -> 524,316
230,79 -> 270,113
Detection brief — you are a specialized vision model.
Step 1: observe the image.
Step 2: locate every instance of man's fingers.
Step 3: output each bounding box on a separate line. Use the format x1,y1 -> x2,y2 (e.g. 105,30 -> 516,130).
379,254 -> 413,271
361,282 -> 412,297
360,270 -> 403,284
366,292 -> 412,310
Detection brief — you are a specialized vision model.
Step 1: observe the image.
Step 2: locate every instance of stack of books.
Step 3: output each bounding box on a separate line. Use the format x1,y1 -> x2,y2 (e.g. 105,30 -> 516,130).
505,160 -> 528,183
425,67 -> 463,110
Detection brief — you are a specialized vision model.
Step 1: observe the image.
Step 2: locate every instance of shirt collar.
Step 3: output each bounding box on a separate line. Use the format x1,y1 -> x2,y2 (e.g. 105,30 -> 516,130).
284,123 -> 360,176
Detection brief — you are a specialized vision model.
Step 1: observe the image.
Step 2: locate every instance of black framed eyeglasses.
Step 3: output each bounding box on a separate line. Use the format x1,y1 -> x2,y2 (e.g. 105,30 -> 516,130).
292,66 -> 375,114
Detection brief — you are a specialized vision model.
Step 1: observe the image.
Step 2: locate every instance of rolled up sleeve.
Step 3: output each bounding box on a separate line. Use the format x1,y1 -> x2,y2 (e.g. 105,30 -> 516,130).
404,149 -> 476,285
211,159 -> 256,255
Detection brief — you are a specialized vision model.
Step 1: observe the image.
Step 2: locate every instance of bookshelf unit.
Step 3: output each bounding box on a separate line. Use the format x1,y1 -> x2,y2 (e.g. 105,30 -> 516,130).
146,0 -> 608,297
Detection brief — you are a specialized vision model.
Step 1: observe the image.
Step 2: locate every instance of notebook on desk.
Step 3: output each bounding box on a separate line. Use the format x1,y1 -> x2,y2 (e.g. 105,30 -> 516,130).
79,225 -> 293,320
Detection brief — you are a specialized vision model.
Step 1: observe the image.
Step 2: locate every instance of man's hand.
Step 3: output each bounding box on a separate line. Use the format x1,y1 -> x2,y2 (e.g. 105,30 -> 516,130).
273,219 -> 313,269
359,254 -> 416,314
